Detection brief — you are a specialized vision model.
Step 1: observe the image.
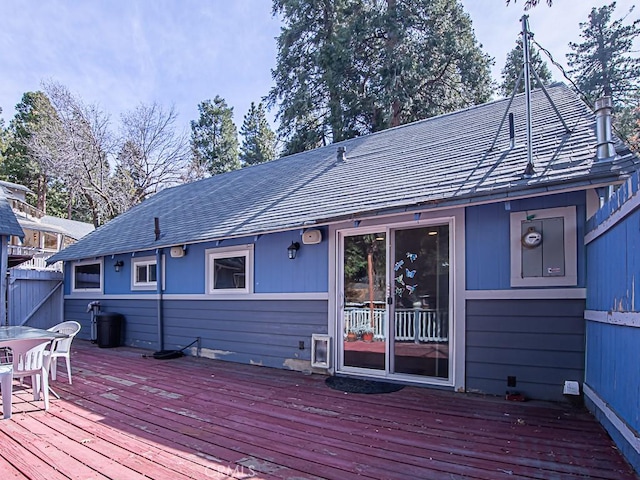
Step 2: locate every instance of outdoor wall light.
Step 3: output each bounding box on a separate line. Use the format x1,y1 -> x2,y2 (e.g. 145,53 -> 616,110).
287,241 -> 300,260
114,260 -> 124,272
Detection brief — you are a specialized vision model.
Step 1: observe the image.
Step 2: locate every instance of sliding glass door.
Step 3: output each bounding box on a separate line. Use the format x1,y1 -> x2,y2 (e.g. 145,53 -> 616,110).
339,223 -> 451,381
390,225 -> 450,378
341,232 -> 387,371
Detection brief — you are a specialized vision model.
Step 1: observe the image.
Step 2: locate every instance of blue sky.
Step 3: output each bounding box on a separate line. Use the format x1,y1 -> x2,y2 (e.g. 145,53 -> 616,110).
0,1 -> 636,133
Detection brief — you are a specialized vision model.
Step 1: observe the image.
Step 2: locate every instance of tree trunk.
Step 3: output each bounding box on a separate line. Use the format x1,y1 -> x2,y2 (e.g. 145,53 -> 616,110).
386,0 -> 402,127
36,174 -> 47,214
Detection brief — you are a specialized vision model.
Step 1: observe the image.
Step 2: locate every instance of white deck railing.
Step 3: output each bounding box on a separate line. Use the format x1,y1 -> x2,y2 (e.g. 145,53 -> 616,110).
344,307 -> 448,343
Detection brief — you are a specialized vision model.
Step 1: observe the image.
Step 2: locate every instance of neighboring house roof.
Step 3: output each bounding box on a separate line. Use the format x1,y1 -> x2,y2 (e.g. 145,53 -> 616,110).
49,83 -> 640,263
41,215 -> 95,240
0,191 -> 24,238
0,179 -> 33,202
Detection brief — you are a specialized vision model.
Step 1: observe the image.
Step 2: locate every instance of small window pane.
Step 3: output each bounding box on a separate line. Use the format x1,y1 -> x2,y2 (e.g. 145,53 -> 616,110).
44,233 -> 58,250
148,266 -> 157,282
75,263 -> 101,290
213,256 -> 246,289
136,265 -> 148,283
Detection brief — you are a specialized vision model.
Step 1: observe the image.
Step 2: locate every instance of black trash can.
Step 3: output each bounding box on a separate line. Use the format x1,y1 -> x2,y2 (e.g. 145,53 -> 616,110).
96,313 -> 124,348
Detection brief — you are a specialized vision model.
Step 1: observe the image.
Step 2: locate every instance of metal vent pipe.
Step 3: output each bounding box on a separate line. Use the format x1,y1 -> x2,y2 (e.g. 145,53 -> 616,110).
595,96 -> 616,160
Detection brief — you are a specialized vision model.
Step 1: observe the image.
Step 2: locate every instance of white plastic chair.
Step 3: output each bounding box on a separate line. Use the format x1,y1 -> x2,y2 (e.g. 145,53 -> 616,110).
8,338 -> 53,411
46,321 -> 81,384
0,363 -> 12,419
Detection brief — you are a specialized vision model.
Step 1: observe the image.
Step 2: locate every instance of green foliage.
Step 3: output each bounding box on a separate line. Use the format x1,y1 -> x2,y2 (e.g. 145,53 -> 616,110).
499,37 -> 552,97
240,102 -> 277,166
268,0 -> 494,155
1,91 -> 60,212
613,103 -> 640,144
190,96 -> 240,175
567,2 -> 640,108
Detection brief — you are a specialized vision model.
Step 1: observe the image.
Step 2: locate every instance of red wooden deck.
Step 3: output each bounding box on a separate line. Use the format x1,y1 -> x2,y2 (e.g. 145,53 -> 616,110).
0,340 -> 637,480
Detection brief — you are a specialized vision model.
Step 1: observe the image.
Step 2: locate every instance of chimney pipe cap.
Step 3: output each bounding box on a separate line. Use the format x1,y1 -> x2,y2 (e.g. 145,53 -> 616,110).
595,96 -> 613,111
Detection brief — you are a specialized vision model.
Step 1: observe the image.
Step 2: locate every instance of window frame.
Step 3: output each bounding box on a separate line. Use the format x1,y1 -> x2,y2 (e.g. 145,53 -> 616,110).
71,259 -> 103,293
131,256 -> 158,290
205,244 -> 254,295
510,206 -> 578,287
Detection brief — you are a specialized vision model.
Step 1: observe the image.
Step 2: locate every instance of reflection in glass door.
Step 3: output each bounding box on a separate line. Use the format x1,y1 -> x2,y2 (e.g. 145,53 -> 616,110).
342,232 -> 387,371
391,225 -> 450,378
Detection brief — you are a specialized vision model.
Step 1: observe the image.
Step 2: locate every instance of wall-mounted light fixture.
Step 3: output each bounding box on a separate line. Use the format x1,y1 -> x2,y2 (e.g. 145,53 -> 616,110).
287,241 -> 300,260
114,260 -> 124,272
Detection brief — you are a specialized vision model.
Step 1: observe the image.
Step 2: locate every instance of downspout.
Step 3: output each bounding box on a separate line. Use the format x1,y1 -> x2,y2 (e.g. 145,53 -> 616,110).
154,217 -> 164,352
156,247 -> 164,352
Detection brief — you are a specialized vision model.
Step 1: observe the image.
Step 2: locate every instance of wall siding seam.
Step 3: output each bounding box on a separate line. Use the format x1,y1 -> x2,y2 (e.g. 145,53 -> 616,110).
465,289 -> 586,300
64,293 -> 329,301
585,187 -> 640,244
584,310 -> 640,328
584,384 -> 640,456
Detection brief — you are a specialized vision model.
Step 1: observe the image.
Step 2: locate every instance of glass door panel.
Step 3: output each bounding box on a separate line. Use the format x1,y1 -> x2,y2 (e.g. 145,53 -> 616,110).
391,225 -> 450,378
342,232 -> 387,371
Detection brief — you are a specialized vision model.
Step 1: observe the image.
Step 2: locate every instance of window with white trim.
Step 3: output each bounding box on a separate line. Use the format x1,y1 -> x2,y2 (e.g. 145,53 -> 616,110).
72,260 -> 102,292
206,245 -> 253,294
510,206 -> 577,287
132,256 -> 157,290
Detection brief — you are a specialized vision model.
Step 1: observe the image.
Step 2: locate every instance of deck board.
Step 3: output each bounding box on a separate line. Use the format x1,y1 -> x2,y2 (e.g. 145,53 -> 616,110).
0,340 -> 637,480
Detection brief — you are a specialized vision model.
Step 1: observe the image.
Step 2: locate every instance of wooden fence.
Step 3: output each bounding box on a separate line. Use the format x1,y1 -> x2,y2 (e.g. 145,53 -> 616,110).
6,269 -> 63,328
584,169 -> 640,474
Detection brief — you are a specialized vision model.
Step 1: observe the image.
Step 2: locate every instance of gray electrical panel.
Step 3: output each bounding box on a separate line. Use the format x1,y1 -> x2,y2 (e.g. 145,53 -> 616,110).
521,217 -> 565,278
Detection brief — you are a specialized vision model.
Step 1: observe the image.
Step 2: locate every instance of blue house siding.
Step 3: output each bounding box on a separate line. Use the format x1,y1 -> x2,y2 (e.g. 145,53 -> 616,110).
584,170 -> 640,473
64,297 -> 329,371
465,191 -> 587,290
253,230 -> 328,293
466,299 -> 585,402
64,228 -> 329,296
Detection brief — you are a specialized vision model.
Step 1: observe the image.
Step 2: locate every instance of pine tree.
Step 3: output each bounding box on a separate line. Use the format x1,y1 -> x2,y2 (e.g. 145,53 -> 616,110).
240,102 -> 276,166
499,37 -> 553,97
1,91 -> 58,212
190,96 -> 240,175
567,2 -> 640,107
268,0 -> 494,155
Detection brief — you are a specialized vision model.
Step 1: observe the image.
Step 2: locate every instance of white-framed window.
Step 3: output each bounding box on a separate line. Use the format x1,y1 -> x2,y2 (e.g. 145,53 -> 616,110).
510,206 -> 577,287
72,259 -> 103,292
132,256 -> 157,290
205,244 -> 253,294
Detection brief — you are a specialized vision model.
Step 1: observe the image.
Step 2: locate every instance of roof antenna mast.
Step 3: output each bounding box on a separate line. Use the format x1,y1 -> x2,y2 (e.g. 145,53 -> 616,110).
522,15 -> 535,177
488,15 -> 571,176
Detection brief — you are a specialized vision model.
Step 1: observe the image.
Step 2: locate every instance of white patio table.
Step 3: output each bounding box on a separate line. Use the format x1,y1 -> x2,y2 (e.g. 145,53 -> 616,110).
0,326 -> 67,419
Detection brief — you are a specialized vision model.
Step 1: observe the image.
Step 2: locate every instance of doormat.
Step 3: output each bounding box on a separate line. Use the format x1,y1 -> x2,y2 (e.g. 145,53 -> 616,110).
325,376 -> 405,394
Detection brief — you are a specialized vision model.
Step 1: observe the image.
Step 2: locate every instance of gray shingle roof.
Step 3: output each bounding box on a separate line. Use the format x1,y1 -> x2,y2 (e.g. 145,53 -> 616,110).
49,83 -> 640,263
0,191 -> 24,238
41,215 -> 95,240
